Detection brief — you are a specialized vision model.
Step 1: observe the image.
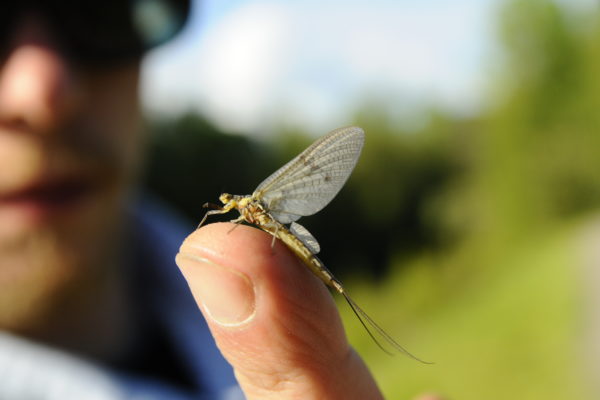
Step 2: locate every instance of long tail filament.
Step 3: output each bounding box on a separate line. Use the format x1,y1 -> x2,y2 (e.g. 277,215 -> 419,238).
341,291 -> 433,364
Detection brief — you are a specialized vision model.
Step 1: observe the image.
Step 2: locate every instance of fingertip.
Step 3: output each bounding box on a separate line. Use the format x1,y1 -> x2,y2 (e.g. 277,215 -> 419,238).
180,222 -> 327,306
180,223 -> 299,289
177,222 -> 348,354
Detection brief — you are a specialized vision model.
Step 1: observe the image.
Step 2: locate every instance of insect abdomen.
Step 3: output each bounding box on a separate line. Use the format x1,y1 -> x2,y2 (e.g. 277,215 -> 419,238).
276,226 -> 338,290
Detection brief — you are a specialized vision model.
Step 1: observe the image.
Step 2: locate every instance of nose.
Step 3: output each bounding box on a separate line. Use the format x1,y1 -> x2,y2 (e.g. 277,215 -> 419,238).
0,16 -> 78,134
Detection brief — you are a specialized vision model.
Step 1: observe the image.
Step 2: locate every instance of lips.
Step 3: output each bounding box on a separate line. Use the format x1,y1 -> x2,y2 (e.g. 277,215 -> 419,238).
0,176 -> 93,219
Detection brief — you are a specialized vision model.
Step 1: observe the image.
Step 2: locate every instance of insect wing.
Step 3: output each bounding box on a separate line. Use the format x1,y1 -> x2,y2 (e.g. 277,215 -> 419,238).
253,126 -> 364,224
290,222 -> 320,254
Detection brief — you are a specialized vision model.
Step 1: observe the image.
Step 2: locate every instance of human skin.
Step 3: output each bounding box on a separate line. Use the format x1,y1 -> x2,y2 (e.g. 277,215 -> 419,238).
176,223 -> 384,399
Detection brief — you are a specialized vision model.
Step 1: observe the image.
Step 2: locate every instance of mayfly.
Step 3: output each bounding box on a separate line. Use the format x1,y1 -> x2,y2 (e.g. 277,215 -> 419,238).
198,126 -> 429,362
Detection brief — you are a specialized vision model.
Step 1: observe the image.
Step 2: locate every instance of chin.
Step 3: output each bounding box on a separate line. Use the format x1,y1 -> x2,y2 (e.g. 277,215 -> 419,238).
0,181 -> 127,333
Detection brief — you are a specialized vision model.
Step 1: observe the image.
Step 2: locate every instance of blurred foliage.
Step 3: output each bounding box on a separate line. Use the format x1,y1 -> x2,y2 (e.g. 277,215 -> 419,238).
142,0 -> 600,398
142,114 -> 275,220
479,0 -> 600,247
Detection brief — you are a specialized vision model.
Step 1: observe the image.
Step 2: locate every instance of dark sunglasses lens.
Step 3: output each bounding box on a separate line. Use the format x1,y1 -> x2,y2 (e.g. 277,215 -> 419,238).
4,0 -> 190,65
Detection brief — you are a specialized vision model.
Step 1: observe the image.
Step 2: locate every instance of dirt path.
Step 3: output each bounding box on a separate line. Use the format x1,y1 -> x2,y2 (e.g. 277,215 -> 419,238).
578,214 -> 600,397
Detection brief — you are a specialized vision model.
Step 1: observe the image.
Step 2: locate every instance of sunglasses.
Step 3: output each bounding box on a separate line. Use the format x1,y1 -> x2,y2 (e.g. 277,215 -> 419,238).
1,0 -> 191,66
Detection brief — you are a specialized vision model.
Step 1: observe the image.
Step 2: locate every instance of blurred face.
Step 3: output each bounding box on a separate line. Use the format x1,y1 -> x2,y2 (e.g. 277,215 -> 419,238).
0,14 -> 143,331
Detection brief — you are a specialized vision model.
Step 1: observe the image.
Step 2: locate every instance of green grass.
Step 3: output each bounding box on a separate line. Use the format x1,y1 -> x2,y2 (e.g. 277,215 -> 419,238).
337,222 -> 588,399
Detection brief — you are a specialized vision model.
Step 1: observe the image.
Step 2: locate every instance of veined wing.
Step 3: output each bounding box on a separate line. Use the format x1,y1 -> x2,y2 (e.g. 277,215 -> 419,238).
253,126 -> 364,224
290,222 -> 320,254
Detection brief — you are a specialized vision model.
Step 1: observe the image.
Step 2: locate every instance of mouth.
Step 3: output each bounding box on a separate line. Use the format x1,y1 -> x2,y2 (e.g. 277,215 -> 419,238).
0,177 -> 94,221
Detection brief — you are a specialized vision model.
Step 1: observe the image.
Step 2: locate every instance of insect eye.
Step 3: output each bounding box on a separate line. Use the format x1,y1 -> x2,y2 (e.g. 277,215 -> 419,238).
219,193 -> 232,203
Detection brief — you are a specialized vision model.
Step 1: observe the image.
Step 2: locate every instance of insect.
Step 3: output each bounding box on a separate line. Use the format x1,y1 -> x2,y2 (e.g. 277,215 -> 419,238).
198,126 -> 429,362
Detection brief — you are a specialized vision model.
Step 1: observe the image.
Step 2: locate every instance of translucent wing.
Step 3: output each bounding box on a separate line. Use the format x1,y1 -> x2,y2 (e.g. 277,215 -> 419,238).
290,222 -> 320,254
253,126 -> 364,224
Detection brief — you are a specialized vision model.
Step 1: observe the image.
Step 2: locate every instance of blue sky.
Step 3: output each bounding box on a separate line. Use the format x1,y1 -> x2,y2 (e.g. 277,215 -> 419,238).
141,0 -> 502,135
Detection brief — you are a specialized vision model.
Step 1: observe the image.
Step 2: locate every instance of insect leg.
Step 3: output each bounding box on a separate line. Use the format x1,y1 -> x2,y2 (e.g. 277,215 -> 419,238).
260,220 -> 280,248
270,224 -> 280,248
197,208 -> 229,229
227,216 -> 246,233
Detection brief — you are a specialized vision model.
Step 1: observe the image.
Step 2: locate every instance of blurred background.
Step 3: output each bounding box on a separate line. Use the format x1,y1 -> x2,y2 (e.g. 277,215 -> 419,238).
140,0 -> 599,398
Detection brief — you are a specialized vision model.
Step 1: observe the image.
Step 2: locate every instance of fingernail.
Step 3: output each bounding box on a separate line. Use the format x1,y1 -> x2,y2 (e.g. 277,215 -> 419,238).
176,253 -> 256,326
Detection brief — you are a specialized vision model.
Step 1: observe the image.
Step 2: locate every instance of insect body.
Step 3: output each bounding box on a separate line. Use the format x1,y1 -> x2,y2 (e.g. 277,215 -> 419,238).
198,126 -> 429,362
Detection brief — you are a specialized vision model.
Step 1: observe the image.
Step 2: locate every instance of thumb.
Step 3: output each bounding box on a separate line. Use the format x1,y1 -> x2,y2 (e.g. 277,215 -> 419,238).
175,222 -> 383,400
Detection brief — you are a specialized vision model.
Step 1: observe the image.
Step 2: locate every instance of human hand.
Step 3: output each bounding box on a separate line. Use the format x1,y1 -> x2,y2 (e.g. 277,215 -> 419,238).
175,222 -> 383,400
